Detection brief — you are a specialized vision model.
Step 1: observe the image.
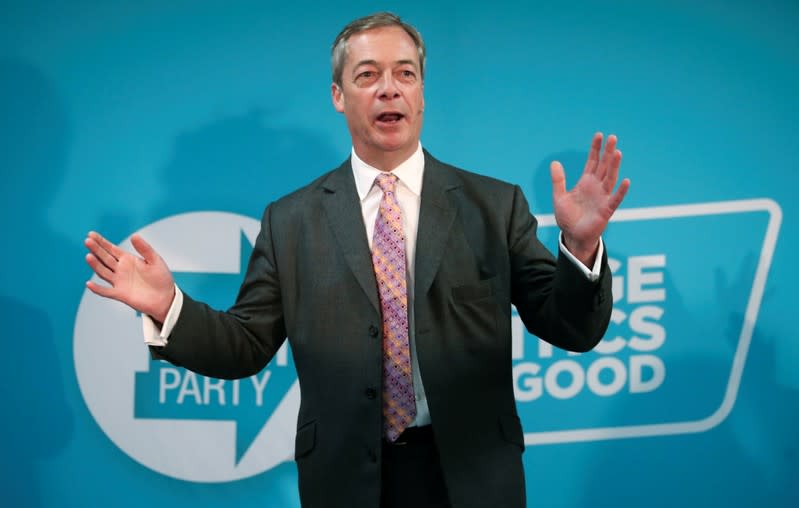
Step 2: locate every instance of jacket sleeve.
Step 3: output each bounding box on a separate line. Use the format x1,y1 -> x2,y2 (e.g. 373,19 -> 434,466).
149,204 -> 287,379
508,185 -> 612,353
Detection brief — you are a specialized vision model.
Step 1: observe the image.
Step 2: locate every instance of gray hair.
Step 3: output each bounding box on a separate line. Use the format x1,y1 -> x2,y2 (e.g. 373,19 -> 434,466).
331,12 -> 426,87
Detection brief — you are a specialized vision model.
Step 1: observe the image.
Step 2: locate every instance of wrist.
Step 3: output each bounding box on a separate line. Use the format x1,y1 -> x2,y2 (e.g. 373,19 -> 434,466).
562,235 -> 599,264
152,285 -> 176,324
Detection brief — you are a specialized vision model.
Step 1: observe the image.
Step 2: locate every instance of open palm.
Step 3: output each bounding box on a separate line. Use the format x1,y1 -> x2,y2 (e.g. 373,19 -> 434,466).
550,133 -> 630,263
84,232 -> 175,322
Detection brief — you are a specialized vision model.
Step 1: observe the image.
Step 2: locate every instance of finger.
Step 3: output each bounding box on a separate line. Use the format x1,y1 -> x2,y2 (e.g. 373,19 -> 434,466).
583,132 -> 603,175
131,234 -> 159,265
596,134 -> 617,181
550,160 -> 567,200
84,236 -> 118,271
88,231 -> 125,261
85,253 -> 115,284
86,280 -> 116,299
602,149 -> 622,193
607,178 -> 630,213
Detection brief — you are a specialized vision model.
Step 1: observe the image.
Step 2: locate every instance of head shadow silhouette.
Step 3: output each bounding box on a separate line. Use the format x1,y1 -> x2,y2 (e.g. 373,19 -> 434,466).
150,108 -> 341,221
127,105 -> 339,502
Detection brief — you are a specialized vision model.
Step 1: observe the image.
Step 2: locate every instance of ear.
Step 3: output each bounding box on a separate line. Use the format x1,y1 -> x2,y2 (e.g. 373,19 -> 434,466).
331,83 -> 345,113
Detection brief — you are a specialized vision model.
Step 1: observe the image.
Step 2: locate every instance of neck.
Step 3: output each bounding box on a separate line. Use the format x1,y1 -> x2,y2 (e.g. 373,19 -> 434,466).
353,144 -> 417,172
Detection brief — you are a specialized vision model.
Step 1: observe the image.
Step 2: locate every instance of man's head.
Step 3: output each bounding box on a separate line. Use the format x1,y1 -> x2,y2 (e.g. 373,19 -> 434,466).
331,13 -> 426,171
331,13 -> 425,88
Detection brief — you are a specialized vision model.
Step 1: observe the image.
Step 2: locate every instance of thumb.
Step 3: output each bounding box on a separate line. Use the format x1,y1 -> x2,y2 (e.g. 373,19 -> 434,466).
131,234 -> 159,264
550,160 -> 567,200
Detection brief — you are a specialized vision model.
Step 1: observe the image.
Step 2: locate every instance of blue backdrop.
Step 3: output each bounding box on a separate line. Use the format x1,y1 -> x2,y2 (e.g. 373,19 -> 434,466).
1,0 -> 797,506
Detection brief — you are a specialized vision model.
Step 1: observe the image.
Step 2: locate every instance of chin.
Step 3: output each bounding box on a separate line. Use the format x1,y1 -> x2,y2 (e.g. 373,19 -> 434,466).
375,135 -> 412,152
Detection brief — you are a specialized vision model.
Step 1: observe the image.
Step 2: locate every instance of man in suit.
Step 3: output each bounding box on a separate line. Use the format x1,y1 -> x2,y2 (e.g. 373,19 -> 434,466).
84,12 -> 628,508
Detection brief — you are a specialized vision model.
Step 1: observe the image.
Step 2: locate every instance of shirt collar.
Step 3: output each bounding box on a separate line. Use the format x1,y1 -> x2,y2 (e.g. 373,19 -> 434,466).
351,143 -> 424,201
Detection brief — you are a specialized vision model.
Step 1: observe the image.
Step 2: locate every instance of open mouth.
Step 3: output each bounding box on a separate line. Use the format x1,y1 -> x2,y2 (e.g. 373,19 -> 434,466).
376,112 -> 405,124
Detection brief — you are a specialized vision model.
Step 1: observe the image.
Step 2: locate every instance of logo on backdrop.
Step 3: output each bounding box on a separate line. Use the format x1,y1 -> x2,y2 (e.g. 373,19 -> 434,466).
74,201 -> 782,477
74,212 -> 299,482
511,199 -> 781,445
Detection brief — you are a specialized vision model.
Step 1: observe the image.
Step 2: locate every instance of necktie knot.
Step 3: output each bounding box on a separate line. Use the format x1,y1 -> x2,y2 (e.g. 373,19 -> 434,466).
375,173 -> 398,194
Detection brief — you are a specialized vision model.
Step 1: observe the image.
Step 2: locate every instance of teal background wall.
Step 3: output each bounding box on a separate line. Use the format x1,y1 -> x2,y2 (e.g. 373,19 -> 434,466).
1,0 -> 797,506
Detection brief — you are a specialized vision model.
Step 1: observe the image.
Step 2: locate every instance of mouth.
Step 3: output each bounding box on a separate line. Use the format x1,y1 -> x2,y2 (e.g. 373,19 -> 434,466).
376,112 -> 405,124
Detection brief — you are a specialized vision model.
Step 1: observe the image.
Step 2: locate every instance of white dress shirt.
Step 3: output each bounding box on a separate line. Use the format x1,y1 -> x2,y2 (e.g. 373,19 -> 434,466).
350,143 -> 431,426
143,143 -> 604,428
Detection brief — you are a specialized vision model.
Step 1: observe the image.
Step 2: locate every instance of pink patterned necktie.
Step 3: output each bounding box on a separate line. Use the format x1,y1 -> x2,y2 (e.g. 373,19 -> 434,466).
371,173 -> 416,442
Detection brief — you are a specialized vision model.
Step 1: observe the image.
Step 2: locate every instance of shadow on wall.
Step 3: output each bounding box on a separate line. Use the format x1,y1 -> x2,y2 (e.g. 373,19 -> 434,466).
150,108 -> 341,220
0,59 -> 76,508
518,163 -> 796,506
123,106 -> 339,504
573,249 -> 797,507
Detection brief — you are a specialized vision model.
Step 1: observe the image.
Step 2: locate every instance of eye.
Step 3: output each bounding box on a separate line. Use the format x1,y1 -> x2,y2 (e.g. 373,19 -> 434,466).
354,70 -> 378,86
398,69 -> 417,83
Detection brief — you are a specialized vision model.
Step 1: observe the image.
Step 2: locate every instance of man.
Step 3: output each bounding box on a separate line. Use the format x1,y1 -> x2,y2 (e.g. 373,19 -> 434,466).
84,12 -> 628,508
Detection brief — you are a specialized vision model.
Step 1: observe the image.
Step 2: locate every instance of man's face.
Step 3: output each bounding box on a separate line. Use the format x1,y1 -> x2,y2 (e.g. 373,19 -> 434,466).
332,26 -> 424,168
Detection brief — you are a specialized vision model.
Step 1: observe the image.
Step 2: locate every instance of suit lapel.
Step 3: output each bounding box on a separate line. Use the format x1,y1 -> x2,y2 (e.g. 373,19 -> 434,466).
414,152 -> 460,297
321,160 -> 381,314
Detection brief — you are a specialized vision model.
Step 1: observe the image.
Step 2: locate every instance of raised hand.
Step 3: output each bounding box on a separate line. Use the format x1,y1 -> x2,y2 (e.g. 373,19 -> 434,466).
84,232 -> 175,323
550,133 -> 630,266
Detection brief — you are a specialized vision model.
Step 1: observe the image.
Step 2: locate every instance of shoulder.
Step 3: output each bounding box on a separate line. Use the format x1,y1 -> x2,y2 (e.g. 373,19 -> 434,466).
261,160 -> 350,219
424,150 -> 522,203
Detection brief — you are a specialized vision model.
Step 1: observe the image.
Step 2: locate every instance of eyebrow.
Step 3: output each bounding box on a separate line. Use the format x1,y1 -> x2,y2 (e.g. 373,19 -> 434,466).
351,59 -> 419,75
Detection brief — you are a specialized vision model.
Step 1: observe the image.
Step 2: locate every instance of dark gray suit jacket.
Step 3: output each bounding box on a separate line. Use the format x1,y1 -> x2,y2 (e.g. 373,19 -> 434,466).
154,151 -> 612,508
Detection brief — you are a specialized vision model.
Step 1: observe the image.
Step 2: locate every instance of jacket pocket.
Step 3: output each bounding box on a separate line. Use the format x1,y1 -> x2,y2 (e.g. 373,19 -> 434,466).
452,277 -> 495,302
294,420 -> 316,459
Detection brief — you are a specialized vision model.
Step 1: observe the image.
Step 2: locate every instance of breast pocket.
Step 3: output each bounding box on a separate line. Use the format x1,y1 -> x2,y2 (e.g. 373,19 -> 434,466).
451,277 -> 495,303
450,277 -> 498,349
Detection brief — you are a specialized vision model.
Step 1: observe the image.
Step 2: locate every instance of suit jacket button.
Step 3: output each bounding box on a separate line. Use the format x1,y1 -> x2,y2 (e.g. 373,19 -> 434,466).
369,325 -> 379,338
365,387 -> 377,399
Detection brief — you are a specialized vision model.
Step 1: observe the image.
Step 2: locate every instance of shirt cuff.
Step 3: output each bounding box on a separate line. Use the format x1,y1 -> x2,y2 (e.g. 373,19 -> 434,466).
141,284 -> 184,347
558,233 -> 603,282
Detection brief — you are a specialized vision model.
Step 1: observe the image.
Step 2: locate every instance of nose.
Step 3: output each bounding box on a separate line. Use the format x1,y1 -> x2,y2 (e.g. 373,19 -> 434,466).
377,72 -> 400,100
